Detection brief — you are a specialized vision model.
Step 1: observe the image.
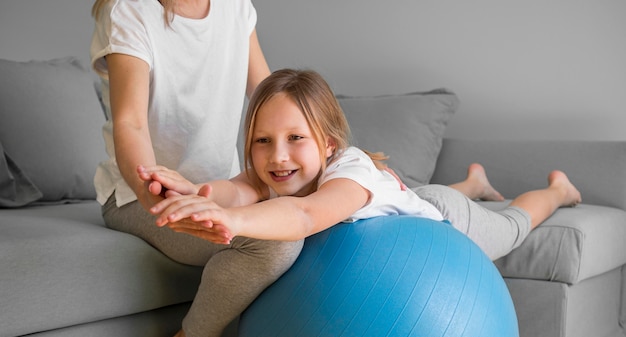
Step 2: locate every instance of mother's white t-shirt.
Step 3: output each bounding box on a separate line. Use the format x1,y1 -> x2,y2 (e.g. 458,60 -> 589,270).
90,0 -> 256,206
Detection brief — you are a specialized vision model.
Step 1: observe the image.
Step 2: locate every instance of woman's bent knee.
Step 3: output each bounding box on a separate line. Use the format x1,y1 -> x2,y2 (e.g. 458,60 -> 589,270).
233,238 -> 304,277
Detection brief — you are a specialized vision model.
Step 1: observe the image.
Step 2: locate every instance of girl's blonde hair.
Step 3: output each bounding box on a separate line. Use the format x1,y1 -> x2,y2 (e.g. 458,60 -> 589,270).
92,0 -> 176,26
243,69 -> 388,189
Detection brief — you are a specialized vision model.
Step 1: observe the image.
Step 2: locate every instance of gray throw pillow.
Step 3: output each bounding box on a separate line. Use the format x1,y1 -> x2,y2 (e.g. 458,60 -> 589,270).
338,89 -> 458,188
0,140 -> 43,207
0,57 -> 106,204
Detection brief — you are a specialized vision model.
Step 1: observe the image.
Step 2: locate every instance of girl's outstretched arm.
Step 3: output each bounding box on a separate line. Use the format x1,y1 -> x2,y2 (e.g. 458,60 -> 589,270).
151,178 -> 370,243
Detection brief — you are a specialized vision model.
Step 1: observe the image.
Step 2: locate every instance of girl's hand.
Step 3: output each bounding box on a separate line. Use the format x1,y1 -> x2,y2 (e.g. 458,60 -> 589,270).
137,165 -> 200,197
167,217 -> 233,245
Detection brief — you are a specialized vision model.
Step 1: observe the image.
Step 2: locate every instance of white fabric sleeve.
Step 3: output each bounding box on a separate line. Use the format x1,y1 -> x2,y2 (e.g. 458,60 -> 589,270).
91,0 -> 154,77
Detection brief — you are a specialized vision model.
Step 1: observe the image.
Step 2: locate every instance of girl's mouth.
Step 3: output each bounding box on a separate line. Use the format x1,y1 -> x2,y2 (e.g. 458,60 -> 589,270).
271,170 -> 297,181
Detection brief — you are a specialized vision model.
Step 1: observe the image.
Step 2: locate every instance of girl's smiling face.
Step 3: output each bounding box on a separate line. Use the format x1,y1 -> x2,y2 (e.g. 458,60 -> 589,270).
251,93 -> 334,197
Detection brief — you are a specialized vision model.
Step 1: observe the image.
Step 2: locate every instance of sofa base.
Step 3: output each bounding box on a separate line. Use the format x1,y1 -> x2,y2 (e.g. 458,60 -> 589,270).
19,303 -> 240,337
21,303 -> 189,337
506,266 -> 626,337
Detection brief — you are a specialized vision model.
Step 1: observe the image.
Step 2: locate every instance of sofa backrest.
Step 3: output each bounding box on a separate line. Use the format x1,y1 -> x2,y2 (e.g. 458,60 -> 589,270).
430,138 -> 626,211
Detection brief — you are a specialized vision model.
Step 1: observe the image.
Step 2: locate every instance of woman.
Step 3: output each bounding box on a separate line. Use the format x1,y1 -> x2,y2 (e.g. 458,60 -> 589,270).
90,1 -> 303,336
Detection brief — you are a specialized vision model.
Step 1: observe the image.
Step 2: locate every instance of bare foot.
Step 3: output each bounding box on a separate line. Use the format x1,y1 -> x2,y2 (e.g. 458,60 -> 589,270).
467,163 -> 505,201
548,170 -> 582,207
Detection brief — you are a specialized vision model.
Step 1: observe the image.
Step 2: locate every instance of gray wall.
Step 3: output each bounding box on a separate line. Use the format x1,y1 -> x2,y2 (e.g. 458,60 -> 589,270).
2,0 -> 625,141
0,0 -> 94,67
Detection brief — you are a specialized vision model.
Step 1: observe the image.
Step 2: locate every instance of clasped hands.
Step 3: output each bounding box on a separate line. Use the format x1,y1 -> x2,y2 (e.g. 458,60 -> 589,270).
137,165 -> 235,245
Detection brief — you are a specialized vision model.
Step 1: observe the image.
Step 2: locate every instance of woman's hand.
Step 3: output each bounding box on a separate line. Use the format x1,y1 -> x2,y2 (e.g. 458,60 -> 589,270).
137,165 -> 200,197
150,185 -> 237,244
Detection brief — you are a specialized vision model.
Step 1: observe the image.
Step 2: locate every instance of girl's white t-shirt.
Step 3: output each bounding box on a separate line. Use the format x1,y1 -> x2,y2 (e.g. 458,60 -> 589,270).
318,147 -> 444,222
90,0 -> 255,206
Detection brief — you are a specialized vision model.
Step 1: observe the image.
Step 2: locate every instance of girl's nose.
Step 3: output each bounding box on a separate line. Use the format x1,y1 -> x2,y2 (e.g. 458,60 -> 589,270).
269,142 -> 289,163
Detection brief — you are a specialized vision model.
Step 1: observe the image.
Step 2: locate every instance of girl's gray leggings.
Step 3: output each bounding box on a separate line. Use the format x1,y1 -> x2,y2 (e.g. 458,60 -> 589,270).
413,184 -> 532,260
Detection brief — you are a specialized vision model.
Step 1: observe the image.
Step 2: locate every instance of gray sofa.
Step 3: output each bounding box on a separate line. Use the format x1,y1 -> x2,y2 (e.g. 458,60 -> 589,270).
1,57 -> 625,337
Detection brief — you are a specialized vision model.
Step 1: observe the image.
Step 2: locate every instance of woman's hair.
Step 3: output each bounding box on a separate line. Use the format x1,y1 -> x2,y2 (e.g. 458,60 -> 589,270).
92,0 -> 176,26
243,69 -> 387,189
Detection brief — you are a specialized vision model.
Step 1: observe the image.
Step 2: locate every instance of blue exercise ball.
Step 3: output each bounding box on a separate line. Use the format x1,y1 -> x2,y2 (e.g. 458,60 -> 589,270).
239,215 -> 518,337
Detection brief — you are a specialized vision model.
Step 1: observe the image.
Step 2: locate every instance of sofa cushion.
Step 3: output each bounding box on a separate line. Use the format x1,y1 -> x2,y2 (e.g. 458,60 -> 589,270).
0,57 -> 106,204
482,201 -> 626,285
0,202 -> 202,336
337,89 -> 458,188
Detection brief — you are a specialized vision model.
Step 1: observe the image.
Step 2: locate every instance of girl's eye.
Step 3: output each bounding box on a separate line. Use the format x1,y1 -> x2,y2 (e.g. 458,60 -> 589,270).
289,135 -> 303,141
254,137 -> 270,144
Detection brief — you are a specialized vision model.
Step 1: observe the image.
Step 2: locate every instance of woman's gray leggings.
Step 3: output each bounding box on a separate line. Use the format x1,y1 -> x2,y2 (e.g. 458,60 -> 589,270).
102,196 -> 303,337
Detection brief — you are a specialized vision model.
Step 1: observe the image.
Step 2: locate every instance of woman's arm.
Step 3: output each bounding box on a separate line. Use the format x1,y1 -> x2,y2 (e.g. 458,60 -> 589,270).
139,166 -> 264,209
246,29 -> 271,98
152,178 -> 370,242
107,53 -> 159,210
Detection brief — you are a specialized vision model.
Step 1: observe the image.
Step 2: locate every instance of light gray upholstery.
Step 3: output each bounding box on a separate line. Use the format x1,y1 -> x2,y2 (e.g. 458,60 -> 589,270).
496,203 -> 626,284
431,139 -> 626,210
338,89 -> 458,188
0,58 -> 106,203
24,303 -> 190,337
505,269 -> 626,337
0,202 -> 202,337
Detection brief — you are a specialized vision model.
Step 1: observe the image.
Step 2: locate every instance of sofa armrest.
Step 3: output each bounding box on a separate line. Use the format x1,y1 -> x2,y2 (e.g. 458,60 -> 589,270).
430,138 -> 626,211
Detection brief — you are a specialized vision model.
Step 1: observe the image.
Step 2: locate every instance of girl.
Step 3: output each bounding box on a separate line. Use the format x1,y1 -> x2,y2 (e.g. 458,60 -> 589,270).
143,69 -> 581,263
